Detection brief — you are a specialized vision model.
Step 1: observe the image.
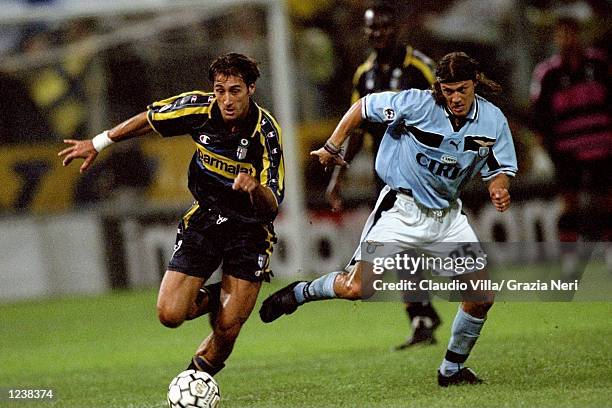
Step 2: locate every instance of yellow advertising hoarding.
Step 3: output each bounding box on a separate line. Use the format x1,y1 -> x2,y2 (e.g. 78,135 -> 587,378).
0,137 -> 195,214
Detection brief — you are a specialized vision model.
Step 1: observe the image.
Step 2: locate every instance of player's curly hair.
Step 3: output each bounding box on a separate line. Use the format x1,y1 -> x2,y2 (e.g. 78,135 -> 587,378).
208,53 -> 261,86
432,52 -> 502,104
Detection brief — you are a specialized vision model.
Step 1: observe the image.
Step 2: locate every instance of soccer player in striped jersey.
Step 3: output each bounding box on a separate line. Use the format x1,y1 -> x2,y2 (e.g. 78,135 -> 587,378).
530,17 -> 611,249
326,3 -> 441,350
59,53 -> 284,377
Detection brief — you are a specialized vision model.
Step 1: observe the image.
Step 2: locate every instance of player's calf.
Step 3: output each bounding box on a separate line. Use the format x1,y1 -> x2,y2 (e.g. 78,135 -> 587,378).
186,306 -> 248,376
187,282 -> 222,321
438,302 -> 490,382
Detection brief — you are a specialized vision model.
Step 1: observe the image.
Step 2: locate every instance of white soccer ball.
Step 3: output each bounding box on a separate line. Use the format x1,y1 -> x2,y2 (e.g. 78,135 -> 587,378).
167,369 -> 220,408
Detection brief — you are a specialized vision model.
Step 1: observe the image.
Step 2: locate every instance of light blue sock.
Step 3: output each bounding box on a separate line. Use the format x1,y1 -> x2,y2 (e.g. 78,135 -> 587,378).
439,307 -> 485,376
293,271 -> 341,305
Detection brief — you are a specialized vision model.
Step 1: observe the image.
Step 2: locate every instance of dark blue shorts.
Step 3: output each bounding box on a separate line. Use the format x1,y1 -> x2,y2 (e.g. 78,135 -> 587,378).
168,203 -> 276,282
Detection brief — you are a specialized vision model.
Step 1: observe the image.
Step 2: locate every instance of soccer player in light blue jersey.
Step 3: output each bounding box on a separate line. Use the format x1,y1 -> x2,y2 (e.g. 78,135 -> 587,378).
260,52 -> 518,387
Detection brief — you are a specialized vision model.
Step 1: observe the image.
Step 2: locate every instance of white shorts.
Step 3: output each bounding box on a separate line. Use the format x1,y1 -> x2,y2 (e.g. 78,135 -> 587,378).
350,185 -> 487,276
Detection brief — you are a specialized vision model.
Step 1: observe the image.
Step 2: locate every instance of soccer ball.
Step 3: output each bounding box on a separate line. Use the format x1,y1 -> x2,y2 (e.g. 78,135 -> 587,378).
167,369 -> 220,408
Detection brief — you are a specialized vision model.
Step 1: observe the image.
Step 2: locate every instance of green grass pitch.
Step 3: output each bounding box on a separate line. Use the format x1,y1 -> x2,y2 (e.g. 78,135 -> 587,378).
0,283 -> 610,408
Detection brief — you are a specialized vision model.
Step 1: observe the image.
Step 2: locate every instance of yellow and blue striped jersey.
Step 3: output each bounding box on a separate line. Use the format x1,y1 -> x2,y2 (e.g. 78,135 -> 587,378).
147,91 -> 284,223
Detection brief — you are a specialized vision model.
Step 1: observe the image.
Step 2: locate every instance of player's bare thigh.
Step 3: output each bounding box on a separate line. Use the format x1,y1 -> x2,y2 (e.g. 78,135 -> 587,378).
157,270 -> 205,328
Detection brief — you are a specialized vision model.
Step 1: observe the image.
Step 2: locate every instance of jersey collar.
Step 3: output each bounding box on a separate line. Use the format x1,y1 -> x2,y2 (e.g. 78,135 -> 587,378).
443,96 -> 479,121
209,98 -> 260,138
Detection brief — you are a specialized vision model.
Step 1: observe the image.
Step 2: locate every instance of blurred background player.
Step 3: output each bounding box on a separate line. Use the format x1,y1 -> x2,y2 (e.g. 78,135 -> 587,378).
261,52 -> 518,386
58,53 -> 285,377
325,2 -> 441,350
529,17 -> 611,275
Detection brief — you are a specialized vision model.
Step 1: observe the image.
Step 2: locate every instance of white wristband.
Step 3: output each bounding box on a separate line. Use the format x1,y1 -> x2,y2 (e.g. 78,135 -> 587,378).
91,130 -> 114,152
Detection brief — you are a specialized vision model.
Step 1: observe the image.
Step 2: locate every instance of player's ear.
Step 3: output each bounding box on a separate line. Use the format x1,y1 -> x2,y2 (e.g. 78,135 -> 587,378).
248,83 -> 256,96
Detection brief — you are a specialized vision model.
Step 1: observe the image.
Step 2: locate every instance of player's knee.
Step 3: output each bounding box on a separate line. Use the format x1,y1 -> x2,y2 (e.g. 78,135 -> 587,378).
340,279 -> 363,300
479,300 -> 494,315
157,305 -> 186,328
463,299 -> 494,319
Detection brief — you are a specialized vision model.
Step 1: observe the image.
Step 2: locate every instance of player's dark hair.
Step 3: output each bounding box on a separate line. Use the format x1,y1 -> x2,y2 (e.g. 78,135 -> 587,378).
208,53 -> 260,86
432,52 -> 502,104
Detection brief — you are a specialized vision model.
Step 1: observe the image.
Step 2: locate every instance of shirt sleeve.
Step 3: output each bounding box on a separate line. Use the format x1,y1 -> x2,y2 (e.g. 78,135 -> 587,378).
259,113 -> 285,205
362,89 -> 423,125
480,116 -> 519,180
147,91 -> 212,137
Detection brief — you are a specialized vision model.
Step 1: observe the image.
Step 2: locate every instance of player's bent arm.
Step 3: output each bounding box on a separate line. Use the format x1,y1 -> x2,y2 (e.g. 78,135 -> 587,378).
487,173 -> 511,212
108,111 -> 153,142
250,184 -> 279,216
325,129 -> 365,210
340,129 -> 366,164
311,99 -> 364,168
232,173 -> 278,216
328,99 -> 365,149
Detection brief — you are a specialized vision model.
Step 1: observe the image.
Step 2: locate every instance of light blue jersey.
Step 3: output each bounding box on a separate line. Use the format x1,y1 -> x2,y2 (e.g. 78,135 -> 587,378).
362,89 -> 518,209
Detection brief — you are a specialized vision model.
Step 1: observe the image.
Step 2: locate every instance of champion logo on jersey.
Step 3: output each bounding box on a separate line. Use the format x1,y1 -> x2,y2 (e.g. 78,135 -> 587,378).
199,134 -> 211,144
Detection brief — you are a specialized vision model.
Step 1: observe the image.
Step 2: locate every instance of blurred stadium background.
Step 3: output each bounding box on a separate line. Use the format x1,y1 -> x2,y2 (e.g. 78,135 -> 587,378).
0,0 -> 610,298
0,1 -> 611,407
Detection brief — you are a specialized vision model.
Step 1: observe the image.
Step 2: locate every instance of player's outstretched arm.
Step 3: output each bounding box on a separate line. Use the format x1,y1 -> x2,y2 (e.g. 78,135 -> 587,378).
310,98 -> 364,169
325,129 -> 366,211
58,111 -> 152,173
488,173 -> 511,212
